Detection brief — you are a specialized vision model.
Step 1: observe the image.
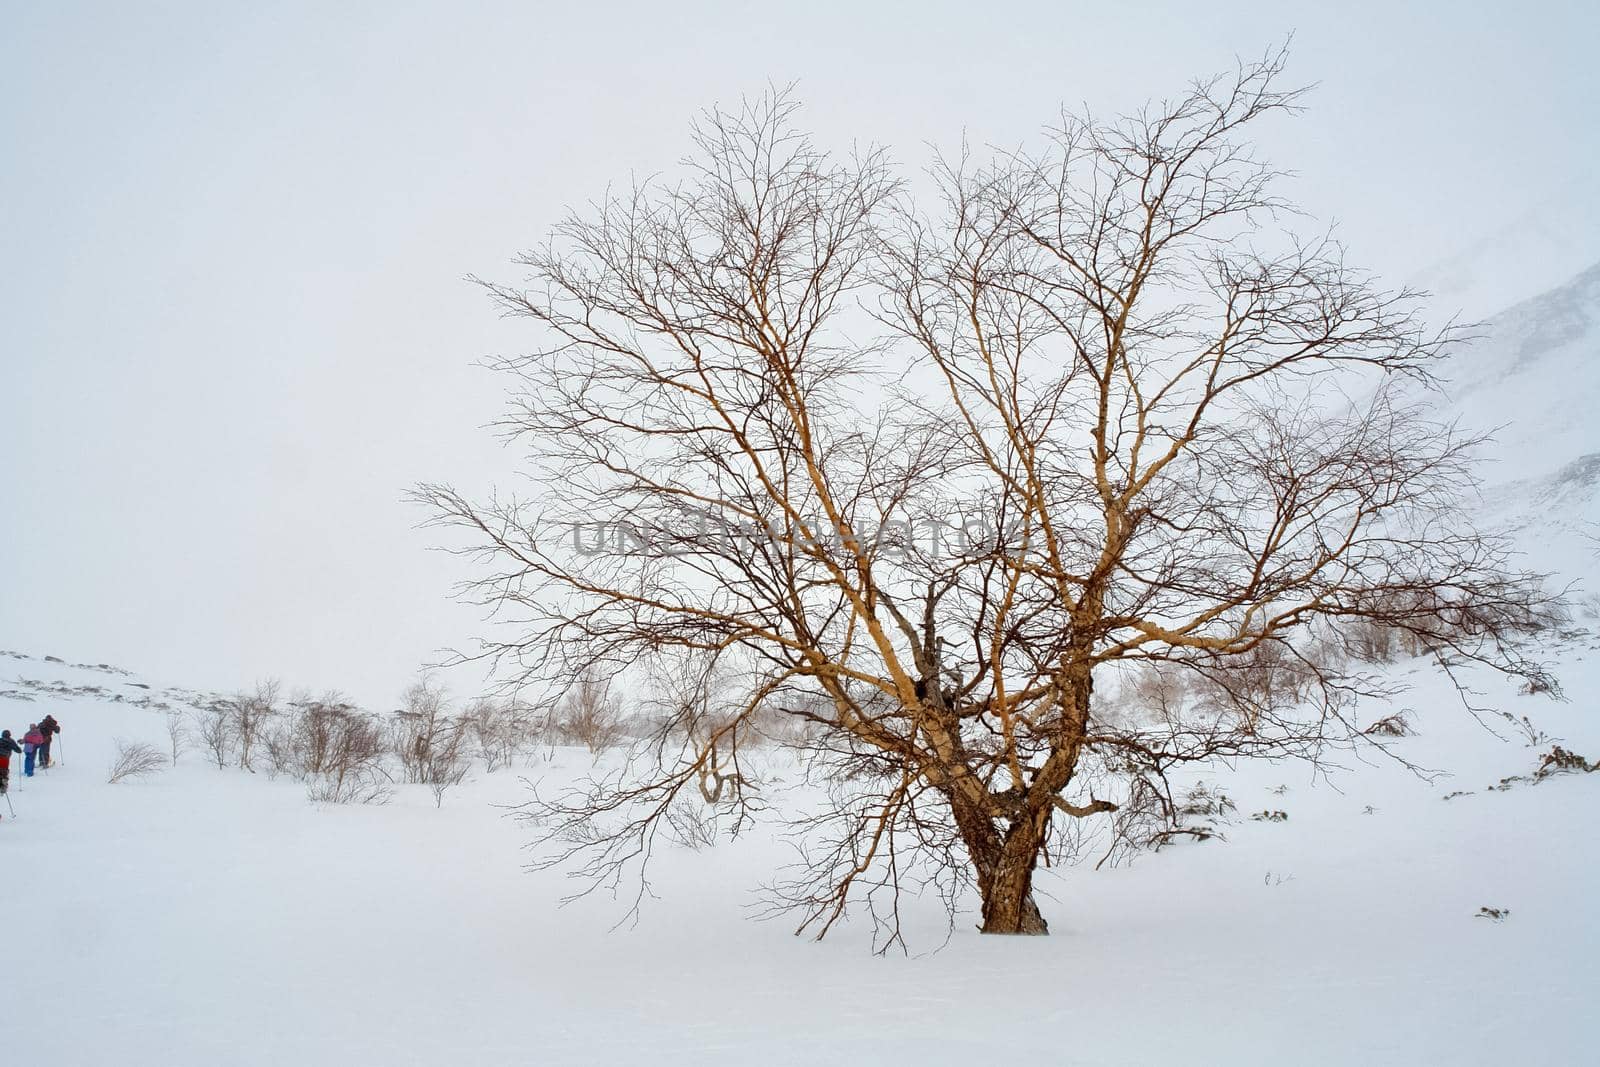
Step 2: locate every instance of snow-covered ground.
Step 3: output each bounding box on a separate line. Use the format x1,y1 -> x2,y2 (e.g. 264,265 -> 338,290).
4,263 -> 1599,1065
4,638 -> 1597,1065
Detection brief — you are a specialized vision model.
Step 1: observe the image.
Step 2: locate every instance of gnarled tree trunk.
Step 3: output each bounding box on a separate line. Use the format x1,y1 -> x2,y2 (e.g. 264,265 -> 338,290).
950,784 -> 1054,934
978,811 -> 1052,934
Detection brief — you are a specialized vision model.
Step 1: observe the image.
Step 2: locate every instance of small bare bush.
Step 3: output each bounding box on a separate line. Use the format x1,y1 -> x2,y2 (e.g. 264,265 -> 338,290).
295,697 -> 391,803
424,719 -> 471,807
108,740 -> 166,783
391,677 -> 460,785
193,703 -> 233,769
555,672 -> 626,754
306,766 -> 392,805
1342,615 -> 1399,664
164,709 -> 186,764
232,679 -> 280,771
1519,675 -> 1558,696
323,712 -> 387,780
666,795 -> 719,850
1364,711 -> 1415,737
1189,641 -> 1319,732
1176,783 -> 1236,818
462,696 -> 542,771
293,692 -> 358,777
1123,663 -> 1190,724
259,720 -> 297,779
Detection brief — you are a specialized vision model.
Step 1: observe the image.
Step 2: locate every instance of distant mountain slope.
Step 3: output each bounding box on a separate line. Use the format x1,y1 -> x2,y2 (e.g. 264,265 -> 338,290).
1440,259 -> 1600,479
1430,260 -> 1600,584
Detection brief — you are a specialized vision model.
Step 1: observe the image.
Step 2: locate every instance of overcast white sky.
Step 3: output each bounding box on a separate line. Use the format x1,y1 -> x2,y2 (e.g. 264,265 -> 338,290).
3,0 -> 1597,707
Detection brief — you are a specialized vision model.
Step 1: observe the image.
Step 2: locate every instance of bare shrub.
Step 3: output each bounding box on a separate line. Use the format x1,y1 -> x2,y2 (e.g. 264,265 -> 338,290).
1344,590 -> 1566,666
463,696 -> 542,771
1188,641 -> 1321,732
666,795 -> 719,850
1342,614 -> 1399,664
390,677 -> 468,785
108,740 -> 166,783
259,720 -> 297,779
554,672 -> 626,755
1364,711 -> 1415,737
292,692 -> 357,778
1099,779 -> 1202,863
1097,778 -> 1232,867
647,651 -> 752,803
420,703 -> 472,807
306,766 -> 392,805
232,679 -> 279,771
303,706 -> 390,804
164,709 -> 186,765
324,711 -> 387,780
193,703 -> 233,769
1123,663 -> 1190,724
427,736 -> 471,808
1176,783 -> 1236,819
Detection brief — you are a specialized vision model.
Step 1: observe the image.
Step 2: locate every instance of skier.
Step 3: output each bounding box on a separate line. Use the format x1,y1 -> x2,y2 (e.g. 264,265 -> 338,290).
38,713 -> 61,769
0,729 -> 20,794
22,724 -> 44,778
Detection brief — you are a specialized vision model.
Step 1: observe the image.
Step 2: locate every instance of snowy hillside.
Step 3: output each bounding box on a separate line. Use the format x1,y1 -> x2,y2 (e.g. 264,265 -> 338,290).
1442,260 -> 1600,475
1434,260 -> 1600,582
4,267 -> 1600,1066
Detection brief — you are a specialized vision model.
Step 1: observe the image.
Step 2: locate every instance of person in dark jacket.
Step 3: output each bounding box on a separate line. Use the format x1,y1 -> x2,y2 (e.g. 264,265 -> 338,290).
22,725 -> 43,778
38,714 -> 60,768
0,729 -> 20,794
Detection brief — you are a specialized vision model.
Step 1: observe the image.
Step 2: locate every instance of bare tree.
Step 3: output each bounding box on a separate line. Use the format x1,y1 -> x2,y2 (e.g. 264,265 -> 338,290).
108,740 -> 166,783
553,671 -> 627,756
304,703 -> 390,804
426,727 -> 471,808
291,690 -> 353,778
462,696 -> 540,772
164,708 -> 186,765
391,676 -> 458,784
420,51 -> 1556,946
233,679 -> 279,772
193,702 -> 233,770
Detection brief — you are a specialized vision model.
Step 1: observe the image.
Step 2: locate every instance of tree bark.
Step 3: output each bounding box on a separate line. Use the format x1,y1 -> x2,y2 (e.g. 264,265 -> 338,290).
950,789 -> 1053,935
977,809 -> 1051,934
957,660 -> 1094,936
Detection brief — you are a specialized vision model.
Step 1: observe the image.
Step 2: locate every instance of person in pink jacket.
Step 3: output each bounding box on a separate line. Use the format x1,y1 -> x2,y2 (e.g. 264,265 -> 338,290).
21,724 -> 44,778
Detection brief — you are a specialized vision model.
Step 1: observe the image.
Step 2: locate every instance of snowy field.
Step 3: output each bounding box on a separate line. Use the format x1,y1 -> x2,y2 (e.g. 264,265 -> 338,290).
3,634 -> 1597,1066
6,269 -> 1600,1066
